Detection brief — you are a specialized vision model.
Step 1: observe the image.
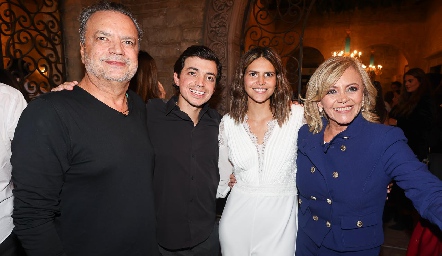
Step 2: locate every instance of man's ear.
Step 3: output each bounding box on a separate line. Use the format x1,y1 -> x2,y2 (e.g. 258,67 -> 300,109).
173,72 -> 180,87
80,43 -> 85,64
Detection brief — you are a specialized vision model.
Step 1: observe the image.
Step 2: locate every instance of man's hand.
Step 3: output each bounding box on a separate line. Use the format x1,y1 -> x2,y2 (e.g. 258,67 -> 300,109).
228,173 -> 236,188
51,81 -> 78,92
388,118 -> 397,126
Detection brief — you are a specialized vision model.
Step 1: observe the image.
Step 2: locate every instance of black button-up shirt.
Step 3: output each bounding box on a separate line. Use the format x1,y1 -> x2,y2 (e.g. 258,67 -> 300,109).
146,97 -> 221,250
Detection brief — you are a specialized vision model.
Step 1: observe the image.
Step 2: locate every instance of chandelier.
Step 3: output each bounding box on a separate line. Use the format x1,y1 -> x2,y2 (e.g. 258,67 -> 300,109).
363,64 -> 383,76
332,30 -> 362,59
332,49 -> 362,58
362,49 -> 382,76
331,30 -> 382,78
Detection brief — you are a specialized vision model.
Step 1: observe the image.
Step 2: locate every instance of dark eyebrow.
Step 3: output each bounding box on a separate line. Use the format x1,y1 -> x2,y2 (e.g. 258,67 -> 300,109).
186,66 -> 216,77
186,67 -> 199,72
246,70 -> 275,74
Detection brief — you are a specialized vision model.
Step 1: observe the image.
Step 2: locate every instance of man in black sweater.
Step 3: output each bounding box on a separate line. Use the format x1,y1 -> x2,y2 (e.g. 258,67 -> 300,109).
11,2 -> 158,256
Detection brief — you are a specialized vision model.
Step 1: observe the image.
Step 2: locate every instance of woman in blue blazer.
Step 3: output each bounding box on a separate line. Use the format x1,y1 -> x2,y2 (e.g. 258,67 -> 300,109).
296,56 -> 442,255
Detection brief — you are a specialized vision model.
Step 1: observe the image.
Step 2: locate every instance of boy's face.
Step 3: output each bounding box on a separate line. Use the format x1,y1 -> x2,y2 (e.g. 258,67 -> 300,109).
175,56 -> 217,110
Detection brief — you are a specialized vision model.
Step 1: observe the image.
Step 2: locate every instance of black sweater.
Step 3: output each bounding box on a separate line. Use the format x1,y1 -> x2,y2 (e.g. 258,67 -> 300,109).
12,87 -> 158,256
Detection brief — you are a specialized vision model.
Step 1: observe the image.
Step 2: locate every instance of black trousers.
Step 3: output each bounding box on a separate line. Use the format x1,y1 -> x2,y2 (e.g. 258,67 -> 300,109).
0,232 -> 26,256
158,223 -> 220,256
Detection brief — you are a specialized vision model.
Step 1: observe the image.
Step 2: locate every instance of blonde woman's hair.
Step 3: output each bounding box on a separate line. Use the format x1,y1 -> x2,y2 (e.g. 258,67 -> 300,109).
302,56 -> 378,134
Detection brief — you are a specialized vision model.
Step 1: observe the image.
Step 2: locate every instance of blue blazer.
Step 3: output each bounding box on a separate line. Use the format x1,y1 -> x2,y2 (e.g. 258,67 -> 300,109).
296,113 -> 442,253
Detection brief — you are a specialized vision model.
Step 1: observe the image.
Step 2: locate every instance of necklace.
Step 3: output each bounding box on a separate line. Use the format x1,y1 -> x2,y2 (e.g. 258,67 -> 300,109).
120,93 -> 129,115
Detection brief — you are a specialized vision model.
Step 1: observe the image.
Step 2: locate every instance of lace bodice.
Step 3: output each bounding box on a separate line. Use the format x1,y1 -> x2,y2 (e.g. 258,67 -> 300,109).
217,105 -> 305,197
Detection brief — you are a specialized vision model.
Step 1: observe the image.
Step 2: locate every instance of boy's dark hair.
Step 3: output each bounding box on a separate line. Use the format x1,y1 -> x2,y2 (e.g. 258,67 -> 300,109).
173,45 -> 222,89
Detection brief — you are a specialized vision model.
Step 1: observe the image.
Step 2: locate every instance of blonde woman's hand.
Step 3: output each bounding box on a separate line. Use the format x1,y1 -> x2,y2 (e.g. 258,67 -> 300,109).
51,81 -> 78,92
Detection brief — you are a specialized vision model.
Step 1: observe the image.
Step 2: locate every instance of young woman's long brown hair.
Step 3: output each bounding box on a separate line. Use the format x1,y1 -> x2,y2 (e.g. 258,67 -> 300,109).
228,46 -> 292,126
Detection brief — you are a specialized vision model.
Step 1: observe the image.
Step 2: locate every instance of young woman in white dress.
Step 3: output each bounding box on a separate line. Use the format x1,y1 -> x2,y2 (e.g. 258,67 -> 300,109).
217,46 -> 304,256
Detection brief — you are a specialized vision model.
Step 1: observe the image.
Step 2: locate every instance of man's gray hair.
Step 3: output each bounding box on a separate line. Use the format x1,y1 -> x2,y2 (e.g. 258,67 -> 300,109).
78,1 -> 143,45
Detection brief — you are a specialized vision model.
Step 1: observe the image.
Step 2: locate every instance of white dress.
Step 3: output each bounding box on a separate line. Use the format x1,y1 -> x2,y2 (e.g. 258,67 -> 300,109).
217,104 -> 304,256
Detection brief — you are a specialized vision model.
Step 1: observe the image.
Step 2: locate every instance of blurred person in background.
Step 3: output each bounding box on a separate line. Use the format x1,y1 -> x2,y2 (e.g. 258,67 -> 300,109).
384,89 -> 400,113
406,74 -> 442,256
388,68 -> 435,161
373,81 -> 388,124
387,68 -> 437,231
390,80 -> 402,91
129,50 -> 166,101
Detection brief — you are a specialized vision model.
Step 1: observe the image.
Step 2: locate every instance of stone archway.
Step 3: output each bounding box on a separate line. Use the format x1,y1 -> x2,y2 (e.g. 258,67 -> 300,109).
202,0 -> 249,113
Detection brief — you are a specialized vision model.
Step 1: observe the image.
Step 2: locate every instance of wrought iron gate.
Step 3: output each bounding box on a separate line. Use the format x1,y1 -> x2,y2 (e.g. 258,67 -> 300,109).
0,0 -> 64,100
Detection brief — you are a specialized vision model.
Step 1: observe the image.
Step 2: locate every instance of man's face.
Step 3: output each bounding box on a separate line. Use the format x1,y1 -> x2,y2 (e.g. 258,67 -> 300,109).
80,11 -> 139,83
175,56 -> 217,110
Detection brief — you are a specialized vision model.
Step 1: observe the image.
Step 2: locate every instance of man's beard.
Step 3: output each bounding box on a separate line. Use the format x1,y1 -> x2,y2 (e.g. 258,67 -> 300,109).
84,53 -> 137,82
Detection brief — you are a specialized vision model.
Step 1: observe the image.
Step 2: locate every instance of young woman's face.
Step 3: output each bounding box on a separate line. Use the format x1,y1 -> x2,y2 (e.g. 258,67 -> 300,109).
404,74 -> 420,93
244,57 -> 277,104
318,67 -> 364,128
